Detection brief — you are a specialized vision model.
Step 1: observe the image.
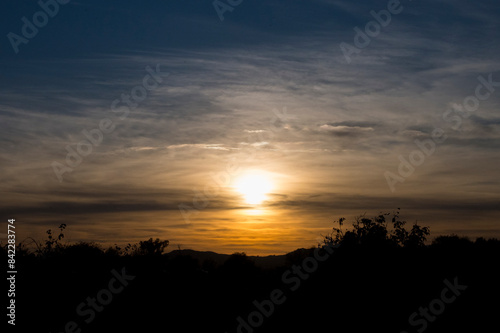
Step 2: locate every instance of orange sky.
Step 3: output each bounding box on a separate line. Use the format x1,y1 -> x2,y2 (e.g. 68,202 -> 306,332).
2,1 -> 500,255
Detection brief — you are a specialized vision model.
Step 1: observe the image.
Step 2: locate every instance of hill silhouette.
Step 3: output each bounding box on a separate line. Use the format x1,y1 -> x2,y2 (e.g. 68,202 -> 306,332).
165,249 -> 287,269
3,211 -> 499,332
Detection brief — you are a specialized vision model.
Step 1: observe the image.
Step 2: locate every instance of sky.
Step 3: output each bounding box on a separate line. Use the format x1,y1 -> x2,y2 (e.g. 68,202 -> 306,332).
1,0 -> 499,255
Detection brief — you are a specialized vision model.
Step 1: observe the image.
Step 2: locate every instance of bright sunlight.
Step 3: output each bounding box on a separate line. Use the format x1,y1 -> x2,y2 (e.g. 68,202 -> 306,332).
234,172 -> 274,205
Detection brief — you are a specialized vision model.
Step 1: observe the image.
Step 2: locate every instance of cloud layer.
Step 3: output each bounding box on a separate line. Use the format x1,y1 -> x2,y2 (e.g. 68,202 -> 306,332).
1,0 -> 499,254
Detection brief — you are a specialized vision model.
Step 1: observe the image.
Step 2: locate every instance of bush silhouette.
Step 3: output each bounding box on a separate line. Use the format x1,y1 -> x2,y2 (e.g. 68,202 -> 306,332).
18,223 -> 68,256
324,209 -> 430,248
134,237 -> 169,256
4,216 -> 500,333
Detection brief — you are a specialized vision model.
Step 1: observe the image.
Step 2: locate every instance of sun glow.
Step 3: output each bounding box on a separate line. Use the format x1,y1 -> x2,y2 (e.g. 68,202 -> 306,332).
234,172 -> 274,205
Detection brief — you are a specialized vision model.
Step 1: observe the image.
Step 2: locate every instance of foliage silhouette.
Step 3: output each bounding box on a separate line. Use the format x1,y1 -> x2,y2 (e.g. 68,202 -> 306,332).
18,223 -> 67,256
324,209 -> 430,248
2,215 -> 499,333
133,237 -> 170,256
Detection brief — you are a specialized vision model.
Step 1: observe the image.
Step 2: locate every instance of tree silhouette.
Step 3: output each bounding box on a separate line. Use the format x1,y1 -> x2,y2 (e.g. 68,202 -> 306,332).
324,209 -> 430,248
134,237 -> 170,256
3,215 -> 500,333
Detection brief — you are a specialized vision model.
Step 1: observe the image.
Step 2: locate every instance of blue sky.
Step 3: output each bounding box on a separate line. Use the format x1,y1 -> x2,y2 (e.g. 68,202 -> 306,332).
1,0 -> 499,254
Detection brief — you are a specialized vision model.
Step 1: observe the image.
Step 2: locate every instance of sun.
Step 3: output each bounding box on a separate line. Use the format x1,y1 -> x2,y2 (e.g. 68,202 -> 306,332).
234,172 -> 274,205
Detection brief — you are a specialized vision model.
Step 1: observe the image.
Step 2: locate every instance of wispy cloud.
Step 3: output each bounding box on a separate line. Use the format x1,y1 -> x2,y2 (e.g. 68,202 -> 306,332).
1,0 -> 500,253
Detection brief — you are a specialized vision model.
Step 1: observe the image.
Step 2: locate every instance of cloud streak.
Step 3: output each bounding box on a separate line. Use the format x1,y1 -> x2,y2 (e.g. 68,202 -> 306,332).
1,0 -> 499,253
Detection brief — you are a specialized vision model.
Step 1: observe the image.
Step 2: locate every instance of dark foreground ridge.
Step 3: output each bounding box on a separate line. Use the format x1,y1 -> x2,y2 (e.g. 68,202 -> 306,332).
4,211 -> 500,332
